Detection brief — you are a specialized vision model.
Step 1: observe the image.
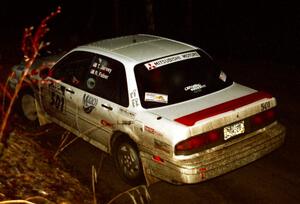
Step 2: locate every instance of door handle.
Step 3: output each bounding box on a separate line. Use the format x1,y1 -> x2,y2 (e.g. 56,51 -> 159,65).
66,88 -> 75,94
101,104 -> 113,111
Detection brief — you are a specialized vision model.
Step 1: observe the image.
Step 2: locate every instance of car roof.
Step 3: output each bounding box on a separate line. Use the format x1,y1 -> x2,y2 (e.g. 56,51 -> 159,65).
77,34 -> 199,64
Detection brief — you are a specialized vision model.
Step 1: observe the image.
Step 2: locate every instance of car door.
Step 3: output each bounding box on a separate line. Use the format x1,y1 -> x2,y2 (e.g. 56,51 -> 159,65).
41,51 -> 95,131
76,54 -> 129,151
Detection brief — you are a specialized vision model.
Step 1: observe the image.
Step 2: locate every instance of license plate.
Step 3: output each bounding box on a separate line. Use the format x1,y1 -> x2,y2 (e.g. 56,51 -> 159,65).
224,120 -> 245,140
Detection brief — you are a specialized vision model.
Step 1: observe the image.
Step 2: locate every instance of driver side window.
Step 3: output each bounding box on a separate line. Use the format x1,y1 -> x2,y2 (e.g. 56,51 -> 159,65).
50,51 -> 94,88
50,51 -> 129,107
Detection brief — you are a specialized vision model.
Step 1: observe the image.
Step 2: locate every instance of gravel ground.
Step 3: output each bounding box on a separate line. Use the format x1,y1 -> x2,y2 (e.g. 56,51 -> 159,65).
0,124 -> 94,203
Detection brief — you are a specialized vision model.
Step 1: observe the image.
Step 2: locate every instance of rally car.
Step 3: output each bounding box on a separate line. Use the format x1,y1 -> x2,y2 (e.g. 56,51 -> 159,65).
13,34 -> 286,185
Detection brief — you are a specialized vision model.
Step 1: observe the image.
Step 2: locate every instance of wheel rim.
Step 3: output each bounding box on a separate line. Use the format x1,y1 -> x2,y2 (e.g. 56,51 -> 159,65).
21,94 -> 37,121
117,143 -> 141,179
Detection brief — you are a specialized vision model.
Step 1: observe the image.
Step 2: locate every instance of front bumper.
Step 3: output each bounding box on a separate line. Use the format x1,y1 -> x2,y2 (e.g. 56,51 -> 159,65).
140,121 -> 285,184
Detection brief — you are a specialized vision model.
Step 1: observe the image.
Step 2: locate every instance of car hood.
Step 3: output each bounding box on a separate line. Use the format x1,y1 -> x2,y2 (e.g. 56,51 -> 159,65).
148,82 -> 257,124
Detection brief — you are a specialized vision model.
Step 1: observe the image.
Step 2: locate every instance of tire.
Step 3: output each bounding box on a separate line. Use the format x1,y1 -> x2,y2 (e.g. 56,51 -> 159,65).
15,88 -> 39,127
113,137 -> 144,185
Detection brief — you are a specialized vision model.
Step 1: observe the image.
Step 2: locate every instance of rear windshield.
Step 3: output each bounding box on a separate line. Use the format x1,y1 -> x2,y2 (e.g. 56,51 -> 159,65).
134,50 -> 233,108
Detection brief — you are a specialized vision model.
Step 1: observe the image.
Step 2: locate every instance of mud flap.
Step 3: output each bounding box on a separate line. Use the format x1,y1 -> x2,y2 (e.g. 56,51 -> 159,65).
35,98 -> 51,126
140,153 -> 160,186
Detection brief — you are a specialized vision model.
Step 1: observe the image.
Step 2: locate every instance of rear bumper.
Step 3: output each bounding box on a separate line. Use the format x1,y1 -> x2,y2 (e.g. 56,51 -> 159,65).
141,121 -> 285,184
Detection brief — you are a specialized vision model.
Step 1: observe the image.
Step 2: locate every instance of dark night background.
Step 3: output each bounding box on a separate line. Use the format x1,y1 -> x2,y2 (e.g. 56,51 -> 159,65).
0,0 -> 299,66
1,1 -> 300,203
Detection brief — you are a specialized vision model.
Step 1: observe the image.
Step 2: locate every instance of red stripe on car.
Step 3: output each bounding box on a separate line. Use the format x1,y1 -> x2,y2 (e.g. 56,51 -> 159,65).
175,91 -> 272,126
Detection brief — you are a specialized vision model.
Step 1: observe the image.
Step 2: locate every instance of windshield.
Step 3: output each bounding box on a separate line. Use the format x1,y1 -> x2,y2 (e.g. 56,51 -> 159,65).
134,50 -> 233,108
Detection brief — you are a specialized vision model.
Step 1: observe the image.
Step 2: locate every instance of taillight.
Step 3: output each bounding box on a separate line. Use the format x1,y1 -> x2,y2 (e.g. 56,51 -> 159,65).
251,108 -> 276,127
175,108 -> 276,156
175,130 -> 220,154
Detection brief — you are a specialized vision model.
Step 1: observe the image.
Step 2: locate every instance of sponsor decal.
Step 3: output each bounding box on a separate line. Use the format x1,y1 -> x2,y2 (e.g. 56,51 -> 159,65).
118,120 -> 133,125
86,78 -> 96,89
48,82 -> 65,112
130,90 -> 139,107
92,57 -> 103,67
90,68 -> 111,79
90,57 -> 112,79
184,83 -> 206,93
130,89 -> 137,98
145,126 -> 162,137
100,119 -> 113,127
261,101 -> 271,111
119,108 -> 136,118
83,93 -> 98,113
144,51 -> 201,70
132,98 -> 139,107
145,92 -> 168,104
50,91 -> 65,112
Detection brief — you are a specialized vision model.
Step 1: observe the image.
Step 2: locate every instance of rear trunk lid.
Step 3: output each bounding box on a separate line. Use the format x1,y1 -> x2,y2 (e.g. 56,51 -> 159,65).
149,82 -> 277,152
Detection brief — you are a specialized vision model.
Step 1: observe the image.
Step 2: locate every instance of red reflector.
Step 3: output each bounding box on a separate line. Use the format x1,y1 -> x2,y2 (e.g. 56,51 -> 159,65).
152,155 -> 164,163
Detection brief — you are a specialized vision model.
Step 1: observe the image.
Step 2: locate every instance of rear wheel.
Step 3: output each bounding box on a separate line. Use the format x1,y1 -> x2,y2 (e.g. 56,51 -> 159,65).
113,137 -> 144,185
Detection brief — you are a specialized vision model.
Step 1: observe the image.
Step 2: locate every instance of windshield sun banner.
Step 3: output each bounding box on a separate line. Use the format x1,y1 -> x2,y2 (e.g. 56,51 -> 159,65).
144,51 -> 201,70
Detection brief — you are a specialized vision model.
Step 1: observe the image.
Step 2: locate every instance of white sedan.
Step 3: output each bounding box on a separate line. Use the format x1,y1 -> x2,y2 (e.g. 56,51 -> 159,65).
13,34 -> 286,185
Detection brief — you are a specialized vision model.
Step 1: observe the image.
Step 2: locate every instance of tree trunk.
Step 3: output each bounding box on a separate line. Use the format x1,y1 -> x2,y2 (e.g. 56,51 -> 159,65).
145,0 -> 155,33
113,0 -> 120,34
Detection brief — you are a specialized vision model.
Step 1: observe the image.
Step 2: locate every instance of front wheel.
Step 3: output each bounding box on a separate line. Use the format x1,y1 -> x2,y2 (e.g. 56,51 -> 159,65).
15,88 -> 39,127
113,137 -> 144,185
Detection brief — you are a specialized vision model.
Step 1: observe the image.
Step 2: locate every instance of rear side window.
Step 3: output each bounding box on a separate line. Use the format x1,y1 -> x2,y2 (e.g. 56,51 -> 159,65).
134,50 -> 233,108
50,51 -> 93,88
83,55 -> 129,107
